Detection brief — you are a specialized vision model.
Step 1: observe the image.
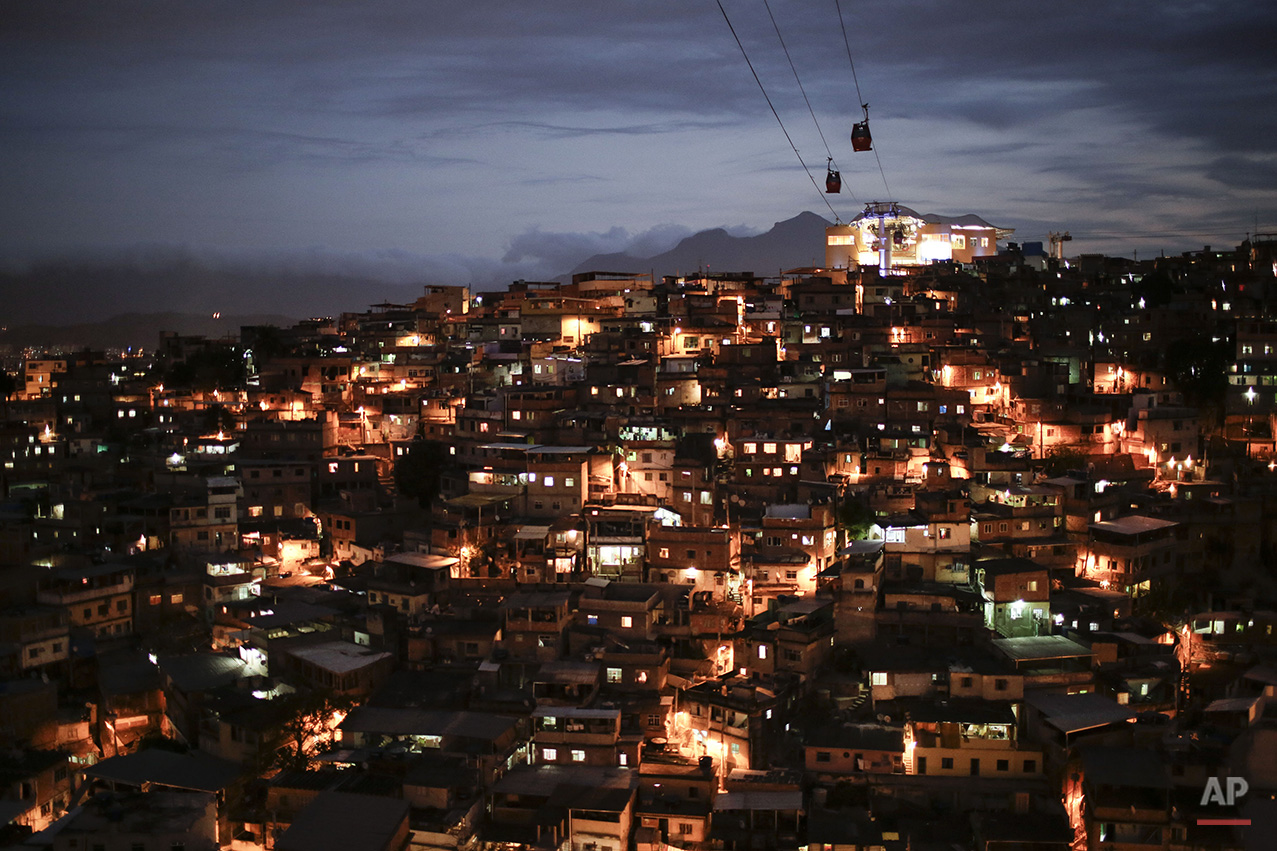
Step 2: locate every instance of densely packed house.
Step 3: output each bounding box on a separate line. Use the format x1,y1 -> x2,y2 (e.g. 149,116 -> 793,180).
3,234 -> 1277,850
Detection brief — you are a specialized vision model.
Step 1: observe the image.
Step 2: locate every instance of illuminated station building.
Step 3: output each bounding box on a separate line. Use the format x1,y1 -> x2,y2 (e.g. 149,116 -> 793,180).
825,202 -> 1013,274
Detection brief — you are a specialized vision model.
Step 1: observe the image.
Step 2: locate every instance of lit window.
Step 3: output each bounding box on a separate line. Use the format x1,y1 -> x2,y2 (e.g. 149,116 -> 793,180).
607,667 -> 622,683
758,645 -> 768,660
543,747 -> 558,762
872,672 -> 887,686
544,476 -> 555,487
620,616 -> 633,628
571,749 -> 585,762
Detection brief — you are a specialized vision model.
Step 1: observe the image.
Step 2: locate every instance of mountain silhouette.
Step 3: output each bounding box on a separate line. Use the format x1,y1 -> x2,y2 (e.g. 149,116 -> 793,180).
570,211 -> 832,280
0,212 -> 837,345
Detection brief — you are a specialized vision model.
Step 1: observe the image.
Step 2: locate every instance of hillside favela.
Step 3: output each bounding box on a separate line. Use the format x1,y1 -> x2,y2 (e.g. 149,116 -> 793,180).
5,210 -> 1277,851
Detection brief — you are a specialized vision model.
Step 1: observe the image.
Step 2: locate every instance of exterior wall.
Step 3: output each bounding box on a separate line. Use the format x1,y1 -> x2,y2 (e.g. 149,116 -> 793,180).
805,745 -> 901,776
37,570 -> 135,639
570,804 -> 632,851
909,742 -> 1043,778
947,672 -> 1024,701
240,462 -> 313,520
526,459 -> 589,519
0,609 -> 70,674
534,714 -> 621,768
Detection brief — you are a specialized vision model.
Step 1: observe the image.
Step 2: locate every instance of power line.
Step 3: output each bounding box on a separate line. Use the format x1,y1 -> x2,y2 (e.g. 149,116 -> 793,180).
761,0 -> 857,204
833,0 -> 891,199
715,0 -> 843,223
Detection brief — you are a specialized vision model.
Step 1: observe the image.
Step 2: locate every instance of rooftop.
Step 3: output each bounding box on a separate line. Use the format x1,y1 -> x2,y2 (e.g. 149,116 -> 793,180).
285,641 -> 393,674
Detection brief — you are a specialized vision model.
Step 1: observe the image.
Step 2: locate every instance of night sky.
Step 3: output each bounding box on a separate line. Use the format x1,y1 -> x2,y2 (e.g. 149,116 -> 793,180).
3,1 -> 1276,289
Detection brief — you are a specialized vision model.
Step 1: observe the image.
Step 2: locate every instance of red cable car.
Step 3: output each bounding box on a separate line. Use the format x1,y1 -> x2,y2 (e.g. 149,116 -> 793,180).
825,159 -> 841,194
851,103 -> 872,152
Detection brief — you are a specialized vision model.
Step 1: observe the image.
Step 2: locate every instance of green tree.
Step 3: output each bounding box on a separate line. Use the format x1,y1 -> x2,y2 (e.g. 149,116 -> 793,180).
838,496 -> 876,541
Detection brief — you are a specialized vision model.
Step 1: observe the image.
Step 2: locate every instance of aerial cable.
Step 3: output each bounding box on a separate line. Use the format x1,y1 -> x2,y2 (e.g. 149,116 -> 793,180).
833,0 -> 892,199
761,0 -> 857,203
715,0 -> 844,223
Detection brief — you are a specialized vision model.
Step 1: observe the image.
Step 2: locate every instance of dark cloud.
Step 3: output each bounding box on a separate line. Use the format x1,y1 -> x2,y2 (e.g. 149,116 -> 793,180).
1206,155 -> 1277,190
494,120 -> 733,140
0,0 -> 1273,279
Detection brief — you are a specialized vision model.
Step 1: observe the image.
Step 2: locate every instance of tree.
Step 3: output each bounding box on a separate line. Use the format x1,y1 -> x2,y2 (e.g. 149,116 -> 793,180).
1131,268 -> 1176,308
0,371 -> 16,423
838,496 -> 877,541
394,439 -> 450,508
272,690 -> 354,773
204,403 -> 236,434
0,371 -> 14,498
1163,336 -> 1229,427
161,345 -> 246,392
1133,574 -> 1204,632
1040,445 -> 1089,478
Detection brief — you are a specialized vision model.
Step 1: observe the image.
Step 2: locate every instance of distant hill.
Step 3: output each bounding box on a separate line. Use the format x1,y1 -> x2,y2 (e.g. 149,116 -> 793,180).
0,312 -> 298,350
0,252 -> 422,328
0,211 -> 836,347
570,211 -> 832,280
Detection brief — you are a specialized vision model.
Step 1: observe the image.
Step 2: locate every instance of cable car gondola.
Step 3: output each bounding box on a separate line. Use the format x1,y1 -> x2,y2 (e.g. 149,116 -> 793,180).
851,102 -> 872,152
825,158 -> 841,194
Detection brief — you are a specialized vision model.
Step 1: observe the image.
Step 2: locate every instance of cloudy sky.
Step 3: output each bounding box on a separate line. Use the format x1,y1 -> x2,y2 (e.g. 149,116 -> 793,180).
2,0 -> 1275,288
